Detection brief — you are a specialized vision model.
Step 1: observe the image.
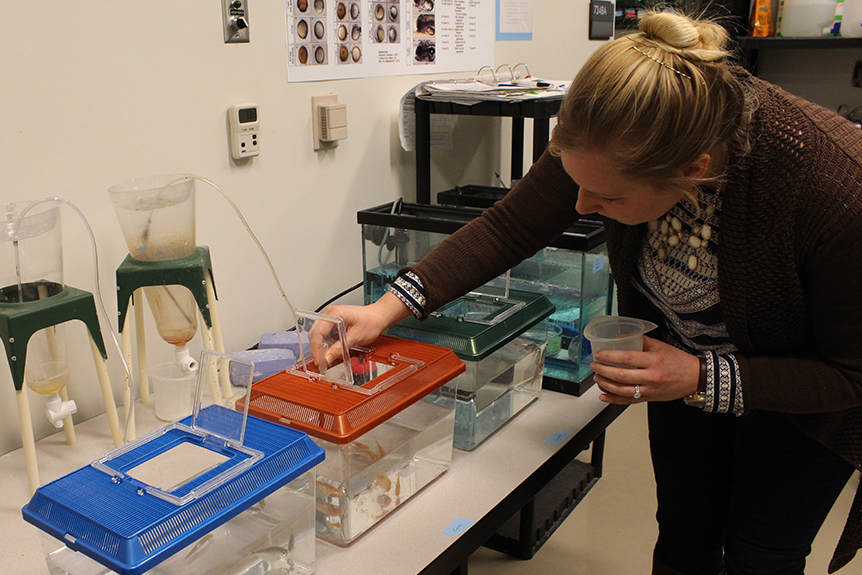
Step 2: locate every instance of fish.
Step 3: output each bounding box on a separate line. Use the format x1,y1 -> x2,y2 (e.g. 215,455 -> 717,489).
374,472 -> 392,492
378,493 -> 392,507
316,501 -> 342,516
316,479 -> 343,499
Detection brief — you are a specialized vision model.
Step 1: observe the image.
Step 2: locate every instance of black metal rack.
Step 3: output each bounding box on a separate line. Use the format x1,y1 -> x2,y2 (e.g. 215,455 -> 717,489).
414,95 -> 564,204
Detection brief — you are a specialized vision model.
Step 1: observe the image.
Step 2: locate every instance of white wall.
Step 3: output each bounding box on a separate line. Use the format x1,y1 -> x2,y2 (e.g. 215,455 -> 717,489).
0,2 -> 603,456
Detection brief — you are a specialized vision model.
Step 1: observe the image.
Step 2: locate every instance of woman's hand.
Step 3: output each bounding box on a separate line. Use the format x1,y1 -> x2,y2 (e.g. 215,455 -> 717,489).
590,336 -> 700,405
311,291 -> 413,367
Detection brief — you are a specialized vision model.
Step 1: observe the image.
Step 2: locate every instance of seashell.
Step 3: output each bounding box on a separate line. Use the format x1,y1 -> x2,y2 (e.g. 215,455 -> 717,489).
297,0 -> 308,11
689,236 -> 702,249
350,2 -> 360,18
390,5 -> 398,20
352,45 -> 362,61
339,45 -> 349,61
660,220 -> 669,235
338,24 -> 347,40
700,223 -> 712,241
376,4 -> 385,19
688,254 -> 698,270
668,234 -> 680,247
314,20 -> 325,39
657,247 -> 667,260
705,204 -> 716,217
314,0 -> 324,12
314,45 -> 325,63
297,19 -> 308,38
671,217 -> 682,232
648,220 -> 660,232
692,225 -> 701,236
352,24 -> 361,40
389,26 -> 397,42
376,25 -> 384,42
337,2 -> 346,19
298,45 -> 308,64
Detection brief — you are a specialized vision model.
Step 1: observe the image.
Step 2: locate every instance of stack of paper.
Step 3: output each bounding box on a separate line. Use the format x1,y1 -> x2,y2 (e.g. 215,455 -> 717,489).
415,79 -> 570,104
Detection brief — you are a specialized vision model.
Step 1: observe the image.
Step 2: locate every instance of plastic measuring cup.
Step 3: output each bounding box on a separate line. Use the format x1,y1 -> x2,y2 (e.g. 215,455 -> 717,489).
583,315 -> 658,356
144,362 -> 196,422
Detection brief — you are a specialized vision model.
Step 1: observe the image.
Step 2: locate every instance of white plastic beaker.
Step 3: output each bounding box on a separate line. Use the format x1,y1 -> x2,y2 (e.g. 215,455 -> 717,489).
584,316 -> 658,356
0,201 -> 64,303
779,0 -> 838,36
145,362 -> 196,422
842,0 -> 862,36
108,174 -> 196,262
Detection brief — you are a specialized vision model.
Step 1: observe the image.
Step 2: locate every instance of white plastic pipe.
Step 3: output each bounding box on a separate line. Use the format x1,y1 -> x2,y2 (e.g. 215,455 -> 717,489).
44,393 -> 77,429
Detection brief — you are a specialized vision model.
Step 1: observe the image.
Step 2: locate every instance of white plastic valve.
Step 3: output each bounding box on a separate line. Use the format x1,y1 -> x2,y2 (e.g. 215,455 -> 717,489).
45,393 -> 77,429
175,345 -> 199,375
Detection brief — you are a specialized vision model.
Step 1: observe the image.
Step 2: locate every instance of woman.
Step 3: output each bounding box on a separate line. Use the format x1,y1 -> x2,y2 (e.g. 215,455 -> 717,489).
315,10 -> 862,574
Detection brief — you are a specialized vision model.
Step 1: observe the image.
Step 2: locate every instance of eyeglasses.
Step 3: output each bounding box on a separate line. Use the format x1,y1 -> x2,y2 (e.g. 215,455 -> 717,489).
474,63 -> 532,86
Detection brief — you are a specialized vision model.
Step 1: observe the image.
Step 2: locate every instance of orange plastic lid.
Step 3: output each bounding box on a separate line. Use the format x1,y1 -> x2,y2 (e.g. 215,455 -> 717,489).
237,334 -> 465,444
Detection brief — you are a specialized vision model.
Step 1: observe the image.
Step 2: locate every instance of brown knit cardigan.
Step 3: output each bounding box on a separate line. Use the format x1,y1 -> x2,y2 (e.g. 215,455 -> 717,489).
407,73 -> 862,571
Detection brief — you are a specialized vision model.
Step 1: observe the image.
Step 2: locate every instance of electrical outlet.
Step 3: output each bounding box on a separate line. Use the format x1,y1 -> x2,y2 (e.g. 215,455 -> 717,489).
223,0 -> 250,43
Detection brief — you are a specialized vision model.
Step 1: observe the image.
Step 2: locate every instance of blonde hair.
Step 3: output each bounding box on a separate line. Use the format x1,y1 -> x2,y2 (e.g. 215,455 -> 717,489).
549,10 -> 750,193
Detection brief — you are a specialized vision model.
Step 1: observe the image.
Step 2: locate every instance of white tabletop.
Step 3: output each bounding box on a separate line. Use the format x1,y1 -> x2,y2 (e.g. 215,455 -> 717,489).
2,385 -> 617,575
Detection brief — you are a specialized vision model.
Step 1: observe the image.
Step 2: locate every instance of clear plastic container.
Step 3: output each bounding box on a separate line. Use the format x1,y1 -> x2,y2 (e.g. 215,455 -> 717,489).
24,351 -> 325,575
108,174 -> 196,262
238,311 -> 464,546
358,202 -> 611,394
583,316 -> 657,355
0,201 -> 64,303
388,290 -> 553,451
38,471 -> 318,575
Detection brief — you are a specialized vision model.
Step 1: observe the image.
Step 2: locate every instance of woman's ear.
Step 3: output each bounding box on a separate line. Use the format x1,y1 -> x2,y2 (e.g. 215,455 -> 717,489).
681,153 -> 712,184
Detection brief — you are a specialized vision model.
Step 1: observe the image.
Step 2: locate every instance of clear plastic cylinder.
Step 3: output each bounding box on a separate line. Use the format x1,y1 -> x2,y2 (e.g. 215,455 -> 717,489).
0,201 -> 64,304
108,174 -> 196,262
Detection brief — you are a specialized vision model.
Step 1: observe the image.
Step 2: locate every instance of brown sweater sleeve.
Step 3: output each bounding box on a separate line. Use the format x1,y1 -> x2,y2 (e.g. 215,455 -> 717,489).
404,150 -> 581,316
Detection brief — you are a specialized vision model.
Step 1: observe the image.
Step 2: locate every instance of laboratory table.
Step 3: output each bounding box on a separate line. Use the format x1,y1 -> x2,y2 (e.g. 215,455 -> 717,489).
0,385 -> 624,575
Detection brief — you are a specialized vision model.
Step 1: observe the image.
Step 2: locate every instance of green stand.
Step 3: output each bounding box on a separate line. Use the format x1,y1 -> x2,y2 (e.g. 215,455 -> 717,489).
116,246 -> 218,332
0,286 -> 107,392
0,284 -> 123,495
114,245 -> 230,423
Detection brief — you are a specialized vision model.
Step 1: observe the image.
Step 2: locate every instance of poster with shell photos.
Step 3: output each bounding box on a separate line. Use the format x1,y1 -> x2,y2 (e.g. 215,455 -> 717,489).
285,0 -> 493,82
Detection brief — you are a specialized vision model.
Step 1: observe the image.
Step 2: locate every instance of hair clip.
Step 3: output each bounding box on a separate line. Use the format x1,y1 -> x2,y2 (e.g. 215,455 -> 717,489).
630,45 -> 694,82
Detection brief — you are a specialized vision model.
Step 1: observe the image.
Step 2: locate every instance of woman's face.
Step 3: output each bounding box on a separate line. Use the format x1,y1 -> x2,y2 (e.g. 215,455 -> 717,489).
560,149 -> 686,226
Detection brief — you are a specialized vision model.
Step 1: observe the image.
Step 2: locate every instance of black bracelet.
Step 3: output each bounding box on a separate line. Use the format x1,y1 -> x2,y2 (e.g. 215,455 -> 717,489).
698,354 -> 708,394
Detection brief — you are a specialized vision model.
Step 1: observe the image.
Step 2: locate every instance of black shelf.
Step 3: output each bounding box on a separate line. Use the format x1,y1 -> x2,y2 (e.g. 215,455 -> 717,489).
735,36 -> 862,49
414,94 -> 563,204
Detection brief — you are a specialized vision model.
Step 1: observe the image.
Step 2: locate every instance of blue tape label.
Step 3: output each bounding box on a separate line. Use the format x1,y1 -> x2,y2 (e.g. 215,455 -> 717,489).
545,430 -> 571,445
442,517 -> 474,537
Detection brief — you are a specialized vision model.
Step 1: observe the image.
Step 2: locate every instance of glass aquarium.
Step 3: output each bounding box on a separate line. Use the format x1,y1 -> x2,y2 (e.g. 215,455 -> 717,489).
358,202 -> 613,395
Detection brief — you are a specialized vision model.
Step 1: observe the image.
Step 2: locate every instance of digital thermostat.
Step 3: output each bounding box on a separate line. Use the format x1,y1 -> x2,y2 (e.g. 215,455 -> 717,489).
229,103 -> 259,160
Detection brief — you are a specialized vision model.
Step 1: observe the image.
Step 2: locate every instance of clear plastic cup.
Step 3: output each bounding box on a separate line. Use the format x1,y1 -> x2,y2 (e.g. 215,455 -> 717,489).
584,315 -> 657,356
144,362 -> 196,422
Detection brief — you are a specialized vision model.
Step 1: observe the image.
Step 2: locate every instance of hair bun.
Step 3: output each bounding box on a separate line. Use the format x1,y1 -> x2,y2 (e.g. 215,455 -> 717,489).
640,11 -> 729,61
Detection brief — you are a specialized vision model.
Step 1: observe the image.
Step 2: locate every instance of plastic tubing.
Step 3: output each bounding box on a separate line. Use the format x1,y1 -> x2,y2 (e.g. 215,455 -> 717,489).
191,176 -> 300,334
11,197 -> 137,443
